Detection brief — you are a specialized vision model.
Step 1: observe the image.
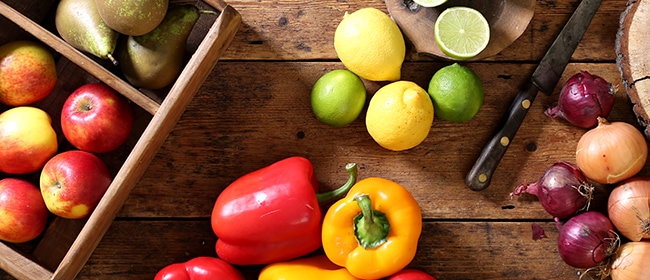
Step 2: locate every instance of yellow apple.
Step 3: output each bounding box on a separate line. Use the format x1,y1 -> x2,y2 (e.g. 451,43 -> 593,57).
0,106 -> 58,174
0,40 -> 58,106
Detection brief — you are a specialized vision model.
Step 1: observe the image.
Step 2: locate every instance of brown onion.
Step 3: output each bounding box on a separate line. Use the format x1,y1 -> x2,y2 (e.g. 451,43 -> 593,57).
575,117 -> 648,184
610,241 -> 650,280
608,177 -> 650,242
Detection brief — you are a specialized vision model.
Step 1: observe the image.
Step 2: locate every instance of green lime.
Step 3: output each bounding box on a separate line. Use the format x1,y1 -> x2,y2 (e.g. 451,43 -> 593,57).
412,0 -> 448,8
311,69 -> 367,127
427,63 -> 484,123
434,6 -> 490,60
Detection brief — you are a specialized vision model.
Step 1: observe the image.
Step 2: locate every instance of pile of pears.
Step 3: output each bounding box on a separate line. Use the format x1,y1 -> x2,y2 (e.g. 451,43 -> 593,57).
55,0 -> 202,90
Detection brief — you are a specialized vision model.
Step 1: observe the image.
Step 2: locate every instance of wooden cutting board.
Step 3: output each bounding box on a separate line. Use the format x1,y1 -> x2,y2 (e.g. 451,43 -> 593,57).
385,0 -> 535,60
617,0 -> 650,140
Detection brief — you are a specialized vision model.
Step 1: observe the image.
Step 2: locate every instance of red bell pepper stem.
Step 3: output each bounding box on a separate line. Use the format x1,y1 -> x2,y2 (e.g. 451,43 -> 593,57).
315,163 -> 358,203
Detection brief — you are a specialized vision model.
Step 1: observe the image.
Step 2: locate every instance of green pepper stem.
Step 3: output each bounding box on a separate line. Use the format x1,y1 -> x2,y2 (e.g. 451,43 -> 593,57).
315,163 -> 358,203
353,194 -> 390,249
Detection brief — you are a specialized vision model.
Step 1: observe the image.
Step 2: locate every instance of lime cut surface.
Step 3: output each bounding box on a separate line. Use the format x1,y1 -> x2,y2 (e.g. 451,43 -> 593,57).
434,7 -> 490,60
412,0 -> 448,8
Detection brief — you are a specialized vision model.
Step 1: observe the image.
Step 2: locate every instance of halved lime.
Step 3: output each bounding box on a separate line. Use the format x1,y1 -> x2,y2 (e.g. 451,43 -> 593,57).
412,0 -> 448,8
434,7 -> 490,60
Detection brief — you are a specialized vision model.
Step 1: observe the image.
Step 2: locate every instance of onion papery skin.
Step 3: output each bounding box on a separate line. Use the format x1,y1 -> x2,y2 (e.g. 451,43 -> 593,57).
556,211 -> 618,269
575,118 -> 648,185
510,162 -> 593,219
608,177 -> 650,242
545,71 -> 616,129
610,241 -> 650,280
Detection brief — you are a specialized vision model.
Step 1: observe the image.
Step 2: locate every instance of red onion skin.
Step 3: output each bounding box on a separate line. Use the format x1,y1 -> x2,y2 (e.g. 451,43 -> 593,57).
545,71 -> 615,129
532,223 -> 548,240
511,162 -> 593,219
556,211 -> 618,269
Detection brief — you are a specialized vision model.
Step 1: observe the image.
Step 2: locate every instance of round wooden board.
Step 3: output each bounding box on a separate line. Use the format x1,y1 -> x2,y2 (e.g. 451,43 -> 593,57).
385,0 -> 535,61
616,0 -> 650,140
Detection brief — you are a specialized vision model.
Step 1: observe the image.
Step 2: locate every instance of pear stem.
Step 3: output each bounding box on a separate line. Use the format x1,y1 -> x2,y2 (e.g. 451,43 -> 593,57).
200,10 -> 218,15
106,53 -> 118,66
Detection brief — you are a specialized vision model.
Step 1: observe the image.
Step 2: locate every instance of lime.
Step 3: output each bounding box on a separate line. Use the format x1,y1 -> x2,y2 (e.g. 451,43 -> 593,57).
434,6 -> 490,60
366,81 -> 434,151
311,69 -> 367,127
334,8 -> 405,81
413,0 -> 448,8
428,63 -> 484,123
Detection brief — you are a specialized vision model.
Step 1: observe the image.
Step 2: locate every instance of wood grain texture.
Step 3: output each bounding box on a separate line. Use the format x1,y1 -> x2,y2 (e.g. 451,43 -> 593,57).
385,0 -> 535,60
617,0 -> 650,139
0,0 -> 643,279
219,0 -> 626,61
71,220 -> 579,279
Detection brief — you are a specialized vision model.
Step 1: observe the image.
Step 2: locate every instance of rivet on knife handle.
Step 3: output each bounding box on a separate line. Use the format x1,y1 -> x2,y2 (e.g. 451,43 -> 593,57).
466,82 -> 539,191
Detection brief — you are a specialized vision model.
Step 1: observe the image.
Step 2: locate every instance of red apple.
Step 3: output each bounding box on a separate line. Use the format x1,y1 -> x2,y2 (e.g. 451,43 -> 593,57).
0,178 -> 49,243
0,40 -> 58,106
40,150 -> 112,219
61,82 -> 134,153
0,106 -> 58,174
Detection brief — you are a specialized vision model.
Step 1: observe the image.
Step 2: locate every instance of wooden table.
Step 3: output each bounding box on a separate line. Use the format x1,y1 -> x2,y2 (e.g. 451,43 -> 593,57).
0,0 -> 641,279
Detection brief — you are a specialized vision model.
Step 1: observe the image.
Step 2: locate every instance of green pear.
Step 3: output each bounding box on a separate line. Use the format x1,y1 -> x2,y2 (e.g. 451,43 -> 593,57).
117,5 -> 200,90
95,0 -> 169,36
55,0 -> 119,64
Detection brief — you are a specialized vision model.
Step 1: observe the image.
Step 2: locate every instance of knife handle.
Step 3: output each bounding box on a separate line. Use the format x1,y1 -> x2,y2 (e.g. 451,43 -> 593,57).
465,82 -> 540,191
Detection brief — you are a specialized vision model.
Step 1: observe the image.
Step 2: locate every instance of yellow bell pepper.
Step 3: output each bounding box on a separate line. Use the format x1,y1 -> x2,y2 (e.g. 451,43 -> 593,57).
258,254 -> 362,280
321,177 -> 422,280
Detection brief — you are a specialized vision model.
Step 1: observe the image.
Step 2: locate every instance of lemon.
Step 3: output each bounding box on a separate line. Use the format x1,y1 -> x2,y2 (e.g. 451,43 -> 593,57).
366,81 -> 434,151
334,8 -> 406,81
427,63 -> 484,123
311,69 -> 367,127
413,0 -> 448,8
434,6 -> 490,60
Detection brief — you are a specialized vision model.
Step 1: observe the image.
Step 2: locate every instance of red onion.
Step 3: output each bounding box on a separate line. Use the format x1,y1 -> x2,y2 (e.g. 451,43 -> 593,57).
555,211 -> 619,269
510,162 -> 594,219
544,71 -> 616,129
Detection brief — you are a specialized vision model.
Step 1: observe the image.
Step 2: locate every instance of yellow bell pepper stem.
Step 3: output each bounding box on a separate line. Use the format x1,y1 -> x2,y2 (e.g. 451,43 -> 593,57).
258,255 -> 362,280
322,177 -> 423,280
353,194 -> 390,249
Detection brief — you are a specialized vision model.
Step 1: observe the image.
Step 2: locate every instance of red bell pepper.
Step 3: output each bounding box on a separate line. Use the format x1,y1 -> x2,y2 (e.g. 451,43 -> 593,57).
211,156 -> 357,265
388,269 -> 437,280
154,256 -> 244,280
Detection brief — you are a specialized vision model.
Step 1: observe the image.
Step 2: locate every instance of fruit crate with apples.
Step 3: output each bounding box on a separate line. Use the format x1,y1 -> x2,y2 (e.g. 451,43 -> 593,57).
0,0 -> 241,279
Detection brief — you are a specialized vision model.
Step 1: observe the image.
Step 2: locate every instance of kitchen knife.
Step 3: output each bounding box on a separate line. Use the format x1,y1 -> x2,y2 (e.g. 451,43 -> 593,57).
465,0 -> 602,191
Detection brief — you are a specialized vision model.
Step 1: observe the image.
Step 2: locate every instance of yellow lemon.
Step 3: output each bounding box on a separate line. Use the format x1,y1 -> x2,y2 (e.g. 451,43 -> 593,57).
334,8 -> 405,81
366,81 -> 434,151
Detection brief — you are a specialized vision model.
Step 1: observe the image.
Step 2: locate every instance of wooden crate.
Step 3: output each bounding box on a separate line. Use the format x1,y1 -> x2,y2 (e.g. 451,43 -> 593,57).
0,0 -> 241,279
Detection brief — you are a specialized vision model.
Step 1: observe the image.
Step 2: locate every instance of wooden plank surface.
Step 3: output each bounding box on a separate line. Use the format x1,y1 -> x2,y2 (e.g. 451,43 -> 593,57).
0,0 -> 638,279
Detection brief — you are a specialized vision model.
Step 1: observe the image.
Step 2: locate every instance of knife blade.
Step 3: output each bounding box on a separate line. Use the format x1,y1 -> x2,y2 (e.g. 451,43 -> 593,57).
465,0 -> 602,191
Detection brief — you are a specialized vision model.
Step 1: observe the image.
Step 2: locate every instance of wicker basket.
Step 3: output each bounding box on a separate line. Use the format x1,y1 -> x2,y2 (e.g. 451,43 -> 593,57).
0,0 -> 241,279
